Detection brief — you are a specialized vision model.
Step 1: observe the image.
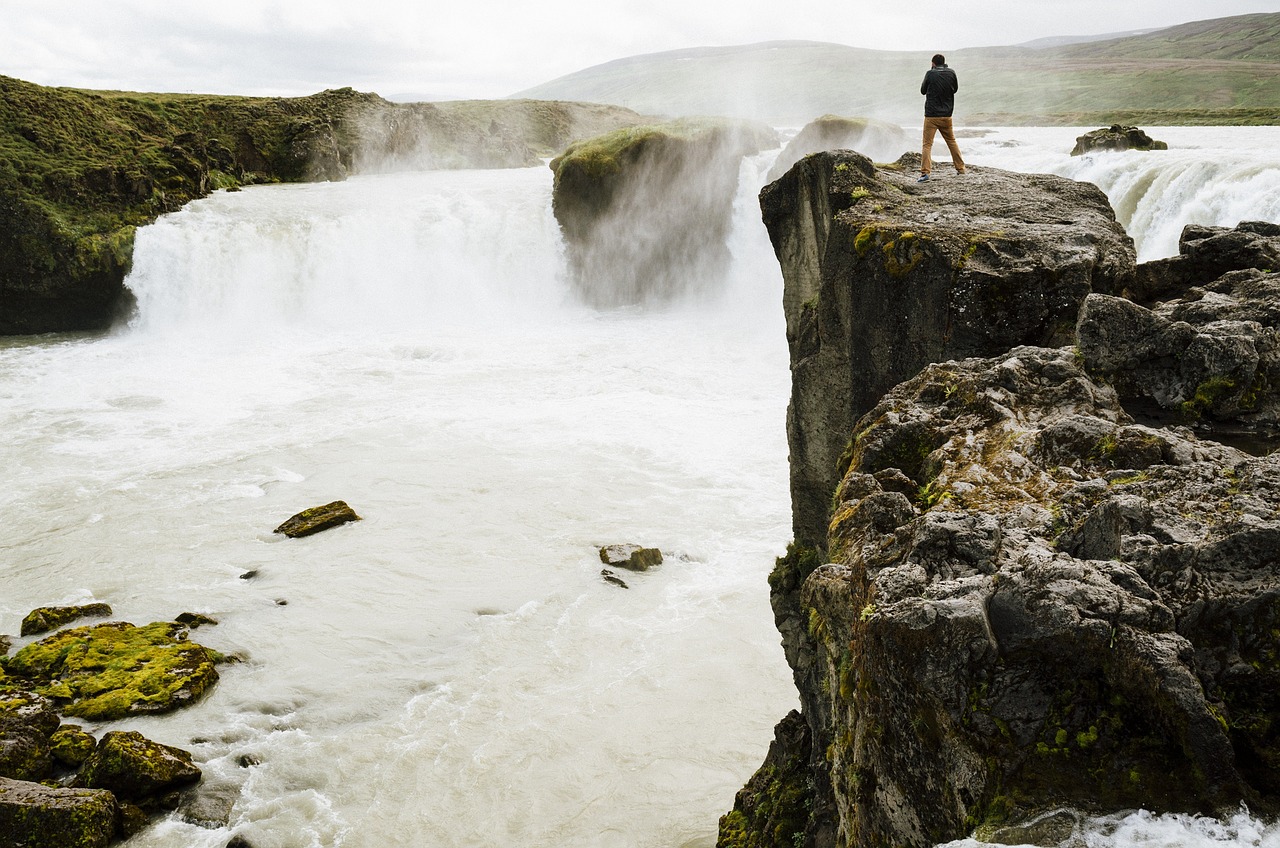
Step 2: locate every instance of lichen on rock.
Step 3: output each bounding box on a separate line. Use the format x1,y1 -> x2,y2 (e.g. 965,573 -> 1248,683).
19,603 -> 113,637
274,500 -> 362,537
4,621 -> 220,720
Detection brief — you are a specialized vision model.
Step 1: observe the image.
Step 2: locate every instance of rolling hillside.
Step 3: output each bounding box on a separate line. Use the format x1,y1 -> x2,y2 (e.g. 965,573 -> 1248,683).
512,13 -> 1280,125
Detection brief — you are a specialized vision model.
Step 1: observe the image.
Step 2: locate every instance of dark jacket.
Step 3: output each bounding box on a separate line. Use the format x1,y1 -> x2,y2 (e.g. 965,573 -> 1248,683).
921,64 -> 959,117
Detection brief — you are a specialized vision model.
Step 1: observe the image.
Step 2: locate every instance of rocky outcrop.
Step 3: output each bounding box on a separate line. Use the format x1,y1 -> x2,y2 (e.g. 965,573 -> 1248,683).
20,603 -> 113,637
766,115 -> 908,182
3,620 -> 220,720
0,777 -> 117,848
550,118 -> 778,307
274,500 -> 362,537
761,149 -> 1134,550
728,156 -> 1280,848
1128,221 -> 1280,304
1,610 -> 223,845
1070,125 -> 1168,156
0,74 -> 645,335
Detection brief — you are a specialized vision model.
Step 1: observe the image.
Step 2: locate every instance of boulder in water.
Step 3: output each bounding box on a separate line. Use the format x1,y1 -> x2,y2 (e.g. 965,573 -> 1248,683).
20,602 -> 112,636
598,544 -> 663,571
0,776 -> 117,848
4,621 -> 220,720
49,725 -> 97,769
73,730 -> 201,809
1070,124 -> 1168,156
274,500 -> 361,538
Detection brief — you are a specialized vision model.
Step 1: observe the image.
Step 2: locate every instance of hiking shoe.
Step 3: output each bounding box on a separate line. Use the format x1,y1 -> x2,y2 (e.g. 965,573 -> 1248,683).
917,174 -> 930,182
956,169 -> 966,175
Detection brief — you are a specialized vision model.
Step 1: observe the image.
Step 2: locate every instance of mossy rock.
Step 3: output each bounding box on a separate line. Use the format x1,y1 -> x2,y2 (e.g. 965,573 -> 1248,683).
5,621 -> 220,721
0,776 -> 117,848
49,726 -> 96,769
73,730 -> 201,806
274,500 -> 361,538
598,544 -> 663,572
19,603 -> 113,637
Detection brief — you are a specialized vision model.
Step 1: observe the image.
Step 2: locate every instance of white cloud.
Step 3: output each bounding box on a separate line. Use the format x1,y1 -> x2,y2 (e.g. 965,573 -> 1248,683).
1,0 -> 1276,99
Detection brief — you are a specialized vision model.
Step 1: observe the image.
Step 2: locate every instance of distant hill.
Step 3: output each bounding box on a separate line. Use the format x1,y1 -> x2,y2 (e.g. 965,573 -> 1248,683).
512,13 -> 1280,125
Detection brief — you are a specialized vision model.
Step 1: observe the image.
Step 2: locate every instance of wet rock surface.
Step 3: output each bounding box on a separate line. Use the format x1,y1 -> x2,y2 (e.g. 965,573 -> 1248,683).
599,543 -> 664,571
0,776 -> 118,848
19,603 -> 113,637
274,500 -> 362,537
1070,125 -> 1168,156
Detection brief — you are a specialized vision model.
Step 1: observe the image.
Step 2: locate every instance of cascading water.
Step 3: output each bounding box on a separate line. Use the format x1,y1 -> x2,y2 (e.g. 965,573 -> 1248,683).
963,126 -> 1280,261
3,129 -> 1280,848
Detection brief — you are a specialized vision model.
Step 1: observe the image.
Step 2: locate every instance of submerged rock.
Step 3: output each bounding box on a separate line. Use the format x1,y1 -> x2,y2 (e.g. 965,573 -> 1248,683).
274,500 -> 361,537
5,621 -> 220,720
760,149 -> 1134,549
598,544 -> 663,571
550,118 -> 777,307
20,602 -> 113,637
1070,124 -> 1168,156
0,776 -> 117,848
601,569 -> 630,589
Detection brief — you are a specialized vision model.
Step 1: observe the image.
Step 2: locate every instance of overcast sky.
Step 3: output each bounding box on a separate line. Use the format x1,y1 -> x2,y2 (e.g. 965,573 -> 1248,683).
2,1 -> 1276,101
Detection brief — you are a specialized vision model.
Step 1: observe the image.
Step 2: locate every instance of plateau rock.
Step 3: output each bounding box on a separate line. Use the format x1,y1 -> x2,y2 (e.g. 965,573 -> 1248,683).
761,149 -> 1134,549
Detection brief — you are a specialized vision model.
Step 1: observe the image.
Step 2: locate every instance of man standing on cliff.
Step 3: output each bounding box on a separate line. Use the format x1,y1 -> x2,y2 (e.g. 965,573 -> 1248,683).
918,54 -> 965,182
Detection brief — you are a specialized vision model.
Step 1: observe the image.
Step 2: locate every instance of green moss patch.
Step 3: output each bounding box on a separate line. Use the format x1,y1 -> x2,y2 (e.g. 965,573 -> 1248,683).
5,622 -> 219,721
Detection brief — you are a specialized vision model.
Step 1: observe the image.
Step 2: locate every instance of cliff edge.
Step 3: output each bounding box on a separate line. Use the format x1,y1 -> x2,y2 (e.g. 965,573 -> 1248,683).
726,149 -> 1280,848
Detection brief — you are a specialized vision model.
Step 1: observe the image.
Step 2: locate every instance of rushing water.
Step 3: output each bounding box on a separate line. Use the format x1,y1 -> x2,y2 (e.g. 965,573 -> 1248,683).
1,128 -> 1278,848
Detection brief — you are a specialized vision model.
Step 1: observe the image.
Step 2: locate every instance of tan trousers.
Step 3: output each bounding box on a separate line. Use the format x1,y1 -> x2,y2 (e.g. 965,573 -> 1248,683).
922,117 -> 965,174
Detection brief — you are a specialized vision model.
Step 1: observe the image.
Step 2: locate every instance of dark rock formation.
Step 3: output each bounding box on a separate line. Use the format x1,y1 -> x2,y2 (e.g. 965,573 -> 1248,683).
0,74 -> 645,335
1128,221 -> 1280,304
761,149 -> 1134,550
74,730 -> 201,809
1070,125 -> 1169,156
49,725 -> 97,769
728,154 -> 1280,848
274,500 -> 362,537
599,544 -> 664,571
766,115 -> 909,182
176,612 -> 219,628
550,118 -> 778,307
0,777 -> 117,848
20,602 -> 113,636
4,620 -> 220,720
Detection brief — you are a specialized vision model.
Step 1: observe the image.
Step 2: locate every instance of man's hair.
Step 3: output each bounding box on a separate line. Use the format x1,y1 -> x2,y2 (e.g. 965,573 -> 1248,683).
932,53 -> 946,66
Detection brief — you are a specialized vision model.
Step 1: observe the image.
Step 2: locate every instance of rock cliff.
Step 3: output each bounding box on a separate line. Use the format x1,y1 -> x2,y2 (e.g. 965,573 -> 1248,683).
0,75 -> 645,335
761,150 -> 1134,551
550,118 -> 778,307
724,150 -> 1280,848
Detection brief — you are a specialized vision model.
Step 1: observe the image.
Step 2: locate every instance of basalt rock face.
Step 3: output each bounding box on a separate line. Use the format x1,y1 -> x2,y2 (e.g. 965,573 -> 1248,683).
550,118 -> 778,307
782,346 -> 1280,847
761,150 -> 1135,551
728,155 -> 1280,848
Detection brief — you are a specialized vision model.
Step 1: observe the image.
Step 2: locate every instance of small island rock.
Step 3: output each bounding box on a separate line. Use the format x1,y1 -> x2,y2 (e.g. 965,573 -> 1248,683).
598,544 -> 663,572
274,501 -> 361,537
1071,124 -> 1168,156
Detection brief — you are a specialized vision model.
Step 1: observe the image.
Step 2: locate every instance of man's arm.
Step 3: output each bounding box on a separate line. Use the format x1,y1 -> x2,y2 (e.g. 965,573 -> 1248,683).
921,71 -> 930,96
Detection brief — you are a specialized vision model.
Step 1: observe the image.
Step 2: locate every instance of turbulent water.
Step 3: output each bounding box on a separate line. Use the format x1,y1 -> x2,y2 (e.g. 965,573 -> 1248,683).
1,127 -> 1278,848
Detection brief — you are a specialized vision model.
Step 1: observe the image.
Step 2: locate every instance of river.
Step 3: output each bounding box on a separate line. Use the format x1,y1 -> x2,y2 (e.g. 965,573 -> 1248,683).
2,127 -> 1279,848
